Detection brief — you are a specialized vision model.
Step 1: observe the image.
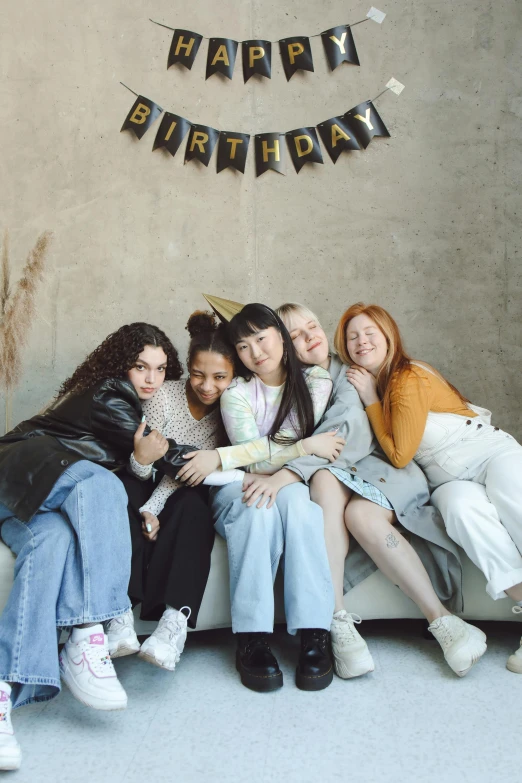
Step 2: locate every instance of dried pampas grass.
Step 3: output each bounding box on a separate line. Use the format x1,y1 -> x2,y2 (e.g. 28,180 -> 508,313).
0,229 -> 53,431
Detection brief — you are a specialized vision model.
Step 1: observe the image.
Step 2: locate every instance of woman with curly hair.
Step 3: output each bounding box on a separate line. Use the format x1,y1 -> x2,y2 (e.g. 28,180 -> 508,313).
0,322 -> 192,771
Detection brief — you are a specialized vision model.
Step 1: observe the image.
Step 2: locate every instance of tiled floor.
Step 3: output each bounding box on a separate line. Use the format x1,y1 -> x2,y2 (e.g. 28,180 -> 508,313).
8,621 -> 522,782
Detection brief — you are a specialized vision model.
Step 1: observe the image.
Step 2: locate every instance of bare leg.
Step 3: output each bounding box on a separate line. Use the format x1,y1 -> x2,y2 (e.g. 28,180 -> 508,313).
310,471 -> 352,613
506,585 -> 522,602
344,496 -> 450,623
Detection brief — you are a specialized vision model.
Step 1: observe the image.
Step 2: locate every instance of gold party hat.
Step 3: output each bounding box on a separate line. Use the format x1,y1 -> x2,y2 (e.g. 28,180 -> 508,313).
202,294 -> 244,323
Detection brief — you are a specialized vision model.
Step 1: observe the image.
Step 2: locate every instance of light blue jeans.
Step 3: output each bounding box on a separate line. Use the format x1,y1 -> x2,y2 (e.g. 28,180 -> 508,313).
0,461 -> 131,708
211,482 -> 334,635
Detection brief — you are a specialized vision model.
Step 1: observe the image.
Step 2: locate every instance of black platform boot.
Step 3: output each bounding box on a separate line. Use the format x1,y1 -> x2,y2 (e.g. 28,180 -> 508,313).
236,633 -> 283,692
296,629 -> 333,691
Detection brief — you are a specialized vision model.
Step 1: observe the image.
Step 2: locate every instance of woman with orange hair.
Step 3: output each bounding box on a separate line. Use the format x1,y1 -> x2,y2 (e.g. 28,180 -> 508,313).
338,302 -> 522,673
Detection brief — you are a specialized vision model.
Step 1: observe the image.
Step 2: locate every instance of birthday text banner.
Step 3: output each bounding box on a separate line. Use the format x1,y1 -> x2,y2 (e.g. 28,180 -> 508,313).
151,8 -> 386,82
120,91 -> 392,176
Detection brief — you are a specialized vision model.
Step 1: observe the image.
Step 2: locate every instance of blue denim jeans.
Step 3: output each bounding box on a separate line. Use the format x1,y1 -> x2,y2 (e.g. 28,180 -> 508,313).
211,482 -> 334,635
0,461 -> 131,708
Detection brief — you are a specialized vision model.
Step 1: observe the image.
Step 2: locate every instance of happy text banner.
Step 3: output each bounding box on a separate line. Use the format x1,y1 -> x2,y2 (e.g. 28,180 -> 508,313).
120,92 -> 392,176
151,9 -> 386,81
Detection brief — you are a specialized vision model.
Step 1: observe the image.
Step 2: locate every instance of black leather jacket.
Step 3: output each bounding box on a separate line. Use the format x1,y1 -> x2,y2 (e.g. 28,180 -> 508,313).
0,378 -> 194,523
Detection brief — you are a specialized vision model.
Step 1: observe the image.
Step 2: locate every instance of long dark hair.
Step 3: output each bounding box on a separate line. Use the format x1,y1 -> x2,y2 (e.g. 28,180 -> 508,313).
58,322 -> 183,398
228,303 -> 315,444
185,310 -> 237,372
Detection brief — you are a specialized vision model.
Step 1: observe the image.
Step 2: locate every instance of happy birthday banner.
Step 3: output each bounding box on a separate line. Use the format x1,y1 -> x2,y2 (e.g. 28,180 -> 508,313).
150,8 -> 386,82
120,84 -> 398,175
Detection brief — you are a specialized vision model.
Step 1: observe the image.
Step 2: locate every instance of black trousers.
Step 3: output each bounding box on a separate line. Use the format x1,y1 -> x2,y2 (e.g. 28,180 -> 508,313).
119,473 -> 215,629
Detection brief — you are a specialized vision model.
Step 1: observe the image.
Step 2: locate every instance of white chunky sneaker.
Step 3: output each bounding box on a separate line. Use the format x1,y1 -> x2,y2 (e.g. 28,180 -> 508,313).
138,606 -> 191,672
104,609 -> 140,658
59,625 -> 127,710
0,684 -> 21,771
429,615 -> 487,677
330,610 -> 375,679
506,605 -> 522,674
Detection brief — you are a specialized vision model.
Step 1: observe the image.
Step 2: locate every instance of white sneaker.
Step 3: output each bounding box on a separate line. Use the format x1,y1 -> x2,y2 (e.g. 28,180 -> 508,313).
59,625 -> 128,710
506,605 -> 522,673
0,684 -> 21,771
104,609 -> 140,658
330,610 -> 375,679
138,607 -> 191,672
429,615 -> 487,677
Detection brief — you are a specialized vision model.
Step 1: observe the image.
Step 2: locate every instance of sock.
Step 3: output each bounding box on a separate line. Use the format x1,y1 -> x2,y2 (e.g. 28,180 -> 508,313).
333,610 -> 347,619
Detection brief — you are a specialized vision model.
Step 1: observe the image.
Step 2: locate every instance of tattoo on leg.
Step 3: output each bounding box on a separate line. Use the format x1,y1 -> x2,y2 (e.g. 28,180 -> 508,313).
385,532 -> 399,548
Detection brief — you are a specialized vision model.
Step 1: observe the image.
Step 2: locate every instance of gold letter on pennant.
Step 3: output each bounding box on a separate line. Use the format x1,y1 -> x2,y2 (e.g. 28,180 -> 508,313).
211,45 -> 230,67
354,108 -> 374,130
164,121 -> 177,141
329,32 -> 347,54
175,36 -> 196,57
190,131 -> 209,153
288,42 -> 305,65
331,124 -> 350,147
249,46 -> 265,68
227,138 -> 243,159
262,139 -> 280,162
294,135 -> 313,157
130,103 -> 151,125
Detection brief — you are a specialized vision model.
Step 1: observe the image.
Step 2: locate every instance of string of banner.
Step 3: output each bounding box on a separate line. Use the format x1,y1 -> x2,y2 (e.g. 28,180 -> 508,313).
150,7 -> 386,82
119,77 -> 404,175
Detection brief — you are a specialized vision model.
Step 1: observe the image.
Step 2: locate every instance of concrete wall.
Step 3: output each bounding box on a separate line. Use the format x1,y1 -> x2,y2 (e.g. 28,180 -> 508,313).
1,0 -> 521,436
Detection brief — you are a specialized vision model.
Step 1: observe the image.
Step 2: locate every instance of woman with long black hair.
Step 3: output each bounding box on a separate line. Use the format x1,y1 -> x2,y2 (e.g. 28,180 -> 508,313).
205,304 -> 343,693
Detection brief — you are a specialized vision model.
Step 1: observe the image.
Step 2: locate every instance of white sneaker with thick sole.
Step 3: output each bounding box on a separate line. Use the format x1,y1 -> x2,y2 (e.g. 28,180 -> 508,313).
59,625 -> 127,710
506,605 -> 522,673
330,610 -> 375,679
429,615 -> 487,677
104,609 -> 140,658
138,607 -> 191,672
0,683 -> 21,771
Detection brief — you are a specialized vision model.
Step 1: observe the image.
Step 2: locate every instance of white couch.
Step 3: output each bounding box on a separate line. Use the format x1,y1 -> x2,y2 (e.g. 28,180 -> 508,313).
0,537 -> 516,634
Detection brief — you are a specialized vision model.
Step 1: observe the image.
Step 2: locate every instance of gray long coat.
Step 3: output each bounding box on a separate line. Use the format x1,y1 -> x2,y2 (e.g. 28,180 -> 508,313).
287,356 -> 463,612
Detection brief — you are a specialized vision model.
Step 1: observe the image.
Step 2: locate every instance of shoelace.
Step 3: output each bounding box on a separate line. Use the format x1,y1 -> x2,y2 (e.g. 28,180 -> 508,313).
82,641 -> 117,676
154,608 -> 190,643
302,630 -> 329,653
512,606 -> 522,616
106,612 -> 132,632
244,634 -> 271,655
333,613 -> 363,645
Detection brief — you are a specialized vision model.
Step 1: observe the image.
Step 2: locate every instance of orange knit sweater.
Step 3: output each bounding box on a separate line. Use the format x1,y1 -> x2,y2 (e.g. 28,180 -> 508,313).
365,363 -> 476,468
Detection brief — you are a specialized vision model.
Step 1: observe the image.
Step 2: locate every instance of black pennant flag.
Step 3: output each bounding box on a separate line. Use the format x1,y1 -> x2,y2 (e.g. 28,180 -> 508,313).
321,25 -> 359,70
242,40 -> 272,82
316,116 -> 361,163
152,112 -> 191,157
206,38 -> 238,80
279,36 -> 314,81
167,29 -> 203,70
185,124 -> 219,166
344,101 -> 390,149
120,96 -> 163,140
285,127 -> 323,173
254,133 -> 285,177
217,131 -> 250,173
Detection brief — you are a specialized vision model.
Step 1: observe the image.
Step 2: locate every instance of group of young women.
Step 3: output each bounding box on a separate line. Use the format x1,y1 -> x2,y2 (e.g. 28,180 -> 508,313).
0,299 -> 521,770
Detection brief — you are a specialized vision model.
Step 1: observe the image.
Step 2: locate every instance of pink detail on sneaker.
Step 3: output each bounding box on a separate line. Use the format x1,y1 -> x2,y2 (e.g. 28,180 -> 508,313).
90,634 -> 104,645
0,692 -> 8,703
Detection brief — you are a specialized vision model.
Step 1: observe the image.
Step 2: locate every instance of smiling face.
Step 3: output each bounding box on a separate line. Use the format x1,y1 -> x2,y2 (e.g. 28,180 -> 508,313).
285,313 -> 329,368
346,313 -> 389,374
188,350 -> 235,406
127,345 -> 168,400
235,326 -> 285,383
